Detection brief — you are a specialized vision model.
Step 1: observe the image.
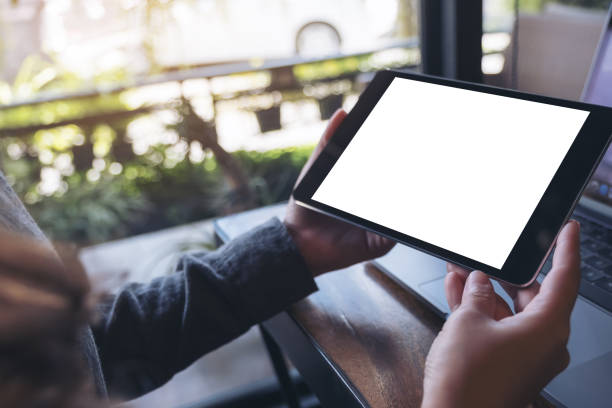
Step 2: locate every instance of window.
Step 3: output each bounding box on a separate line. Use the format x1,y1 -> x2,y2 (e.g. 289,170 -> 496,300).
0,0 -> 421,245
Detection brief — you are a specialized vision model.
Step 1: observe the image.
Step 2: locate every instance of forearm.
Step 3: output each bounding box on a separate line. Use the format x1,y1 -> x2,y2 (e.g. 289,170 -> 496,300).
92,218 -> 317,398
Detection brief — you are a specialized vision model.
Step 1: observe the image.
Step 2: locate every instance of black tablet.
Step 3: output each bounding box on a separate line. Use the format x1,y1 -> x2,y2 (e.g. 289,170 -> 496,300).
294,70 -> 612,286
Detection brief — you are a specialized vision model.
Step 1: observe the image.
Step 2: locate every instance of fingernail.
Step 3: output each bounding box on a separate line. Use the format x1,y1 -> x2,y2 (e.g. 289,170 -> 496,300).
333,108 -> 346,118
466,270 -> 493,293
467,270 -> 488,283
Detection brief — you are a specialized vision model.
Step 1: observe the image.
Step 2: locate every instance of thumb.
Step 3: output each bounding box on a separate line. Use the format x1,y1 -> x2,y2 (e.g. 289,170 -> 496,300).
294,109 -> 347,187
315,108 -> 347,156
461,271 -> 497,318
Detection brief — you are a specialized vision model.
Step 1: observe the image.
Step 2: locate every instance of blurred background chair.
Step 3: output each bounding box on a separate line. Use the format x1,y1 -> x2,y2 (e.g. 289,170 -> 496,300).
486,4 -> 607,100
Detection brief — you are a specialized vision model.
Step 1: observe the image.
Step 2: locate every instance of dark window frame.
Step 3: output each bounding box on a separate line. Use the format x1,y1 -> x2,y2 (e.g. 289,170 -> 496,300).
420,0 -> 483,82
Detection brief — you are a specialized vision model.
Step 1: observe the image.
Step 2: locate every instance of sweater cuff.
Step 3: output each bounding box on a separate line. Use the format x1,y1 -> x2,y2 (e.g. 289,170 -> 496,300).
208,217 -> 318,322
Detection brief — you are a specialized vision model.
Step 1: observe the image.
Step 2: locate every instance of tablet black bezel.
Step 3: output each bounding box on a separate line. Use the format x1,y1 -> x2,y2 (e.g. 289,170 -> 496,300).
294,70 -> 612,286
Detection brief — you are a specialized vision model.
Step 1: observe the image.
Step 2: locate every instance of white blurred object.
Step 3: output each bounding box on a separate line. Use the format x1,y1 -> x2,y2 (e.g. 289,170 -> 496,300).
155,0 -> 406,67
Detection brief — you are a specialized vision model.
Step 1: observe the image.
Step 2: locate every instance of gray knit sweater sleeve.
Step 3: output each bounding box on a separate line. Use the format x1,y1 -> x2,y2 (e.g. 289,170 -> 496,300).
92,218 -> 318,398
0,172 -> 47,241
0,170 -> 108,396
0,170 -> 318,400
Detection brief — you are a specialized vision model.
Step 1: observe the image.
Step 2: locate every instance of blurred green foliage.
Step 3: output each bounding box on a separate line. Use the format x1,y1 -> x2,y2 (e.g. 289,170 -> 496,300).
235,147 -> 312,206
294,48 -> 420,82
9,145 -> 312,244
29,174 -> 150,243
512,0 -> 610,11
0,49 -> 407,246
0,58 -> 313,245
0,95 -> 132,129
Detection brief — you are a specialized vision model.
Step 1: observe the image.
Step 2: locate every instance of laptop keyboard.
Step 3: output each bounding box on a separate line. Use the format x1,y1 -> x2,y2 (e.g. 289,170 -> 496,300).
541,214 -> 612,311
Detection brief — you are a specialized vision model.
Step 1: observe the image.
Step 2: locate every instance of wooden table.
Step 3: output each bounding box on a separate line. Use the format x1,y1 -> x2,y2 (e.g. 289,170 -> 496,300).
214,203 -> 554,408
266,262 -> 441,407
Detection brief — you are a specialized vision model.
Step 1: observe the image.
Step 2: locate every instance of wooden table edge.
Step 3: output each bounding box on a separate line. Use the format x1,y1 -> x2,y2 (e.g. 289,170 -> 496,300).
263,310 -> 370,408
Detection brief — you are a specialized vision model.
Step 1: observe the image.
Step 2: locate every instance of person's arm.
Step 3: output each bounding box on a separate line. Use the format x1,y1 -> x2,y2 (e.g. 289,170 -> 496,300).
0,172 -> 48,242
422,220 -> 581,408
93,218 -> 317,397
93,109 -> 394,398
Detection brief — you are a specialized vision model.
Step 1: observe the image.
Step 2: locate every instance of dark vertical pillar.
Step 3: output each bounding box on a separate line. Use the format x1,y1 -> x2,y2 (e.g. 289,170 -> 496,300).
420,0 -> 483,83
449,0 -> 483,82
420,0 -> 443,76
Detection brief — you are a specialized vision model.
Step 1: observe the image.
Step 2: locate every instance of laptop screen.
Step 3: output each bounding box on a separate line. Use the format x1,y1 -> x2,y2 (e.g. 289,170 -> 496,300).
582,11 -> 612,214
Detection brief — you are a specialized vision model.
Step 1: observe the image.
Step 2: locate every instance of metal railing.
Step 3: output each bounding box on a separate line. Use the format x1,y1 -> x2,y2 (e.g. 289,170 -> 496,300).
0,38 -> 420,130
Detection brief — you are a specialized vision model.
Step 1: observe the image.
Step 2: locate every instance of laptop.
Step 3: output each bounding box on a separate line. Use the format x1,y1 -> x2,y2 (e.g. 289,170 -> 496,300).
374,6 -> 612,407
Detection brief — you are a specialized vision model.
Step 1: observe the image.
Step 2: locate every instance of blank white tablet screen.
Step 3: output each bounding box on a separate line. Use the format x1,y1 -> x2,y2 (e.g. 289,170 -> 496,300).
312,78 -> 589,268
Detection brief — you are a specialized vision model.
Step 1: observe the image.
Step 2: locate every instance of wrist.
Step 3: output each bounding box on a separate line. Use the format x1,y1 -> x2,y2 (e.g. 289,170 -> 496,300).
283,220 -> 321,277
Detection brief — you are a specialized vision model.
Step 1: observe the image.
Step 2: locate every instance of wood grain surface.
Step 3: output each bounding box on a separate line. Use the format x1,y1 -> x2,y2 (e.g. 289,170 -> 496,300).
287,262 -> 441,407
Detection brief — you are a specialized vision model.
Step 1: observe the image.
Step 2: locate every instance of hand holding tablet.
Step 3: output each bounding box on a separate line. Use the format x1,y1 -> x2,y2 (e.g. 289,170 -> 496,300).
284,109 -> 395,276
294,70 -> 612,286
